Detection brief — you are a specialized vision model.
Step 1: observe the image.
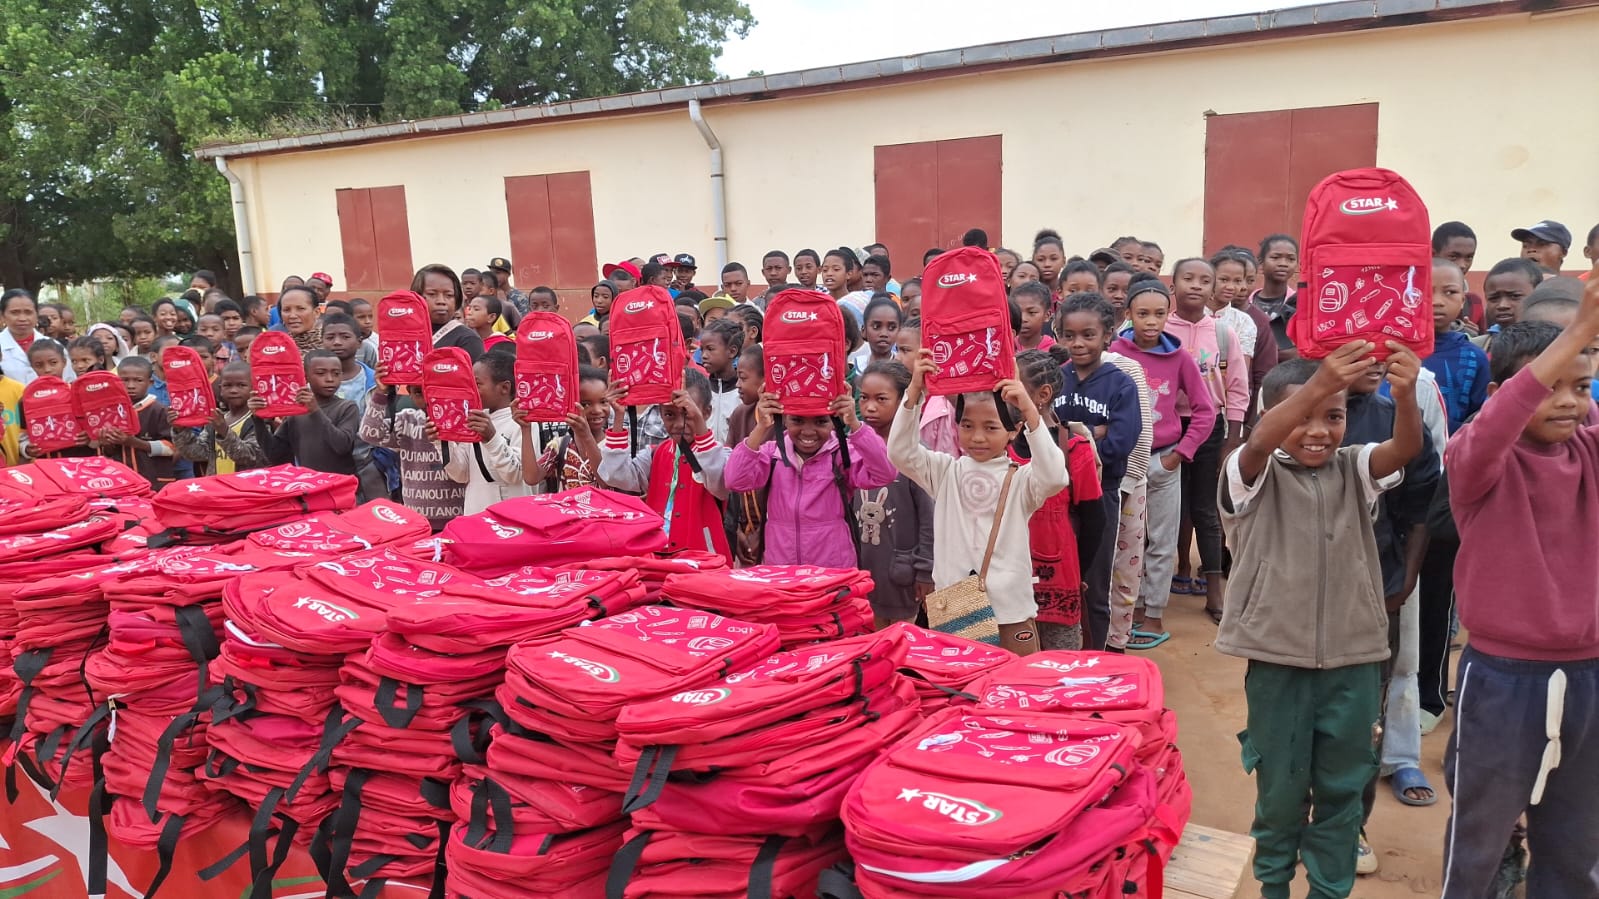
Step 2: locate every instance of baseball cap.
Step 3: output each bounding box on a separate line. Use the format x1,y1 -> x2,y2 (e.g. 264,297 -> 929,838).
650,253 -> 673,267
1511,221 -> 1572,250
309,271 -> 334,286
487,257 -> 513,272
697,294 -> 736,315
1088,248 -> 1120,265
668,253 -> 697,270
602,261 -> 641,280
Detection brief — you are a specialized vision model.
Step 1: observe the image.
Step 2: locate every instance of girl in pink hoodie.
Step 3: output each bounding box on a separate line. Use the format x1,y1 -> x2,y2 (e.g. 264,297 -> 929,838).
1162,260 -> 1248,622
1111,280 -> 1216,647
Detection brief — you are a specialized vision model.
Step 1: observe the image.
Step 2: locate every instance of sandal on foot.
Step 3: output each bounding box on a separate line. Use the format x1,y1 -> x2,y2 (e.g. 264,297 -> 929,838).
1169,576 -> 1196,595
1190,575 -> 1209,595
1389,767 -> 1437,806
1204,606 -> 1223,624
1128,630 -> 1171,650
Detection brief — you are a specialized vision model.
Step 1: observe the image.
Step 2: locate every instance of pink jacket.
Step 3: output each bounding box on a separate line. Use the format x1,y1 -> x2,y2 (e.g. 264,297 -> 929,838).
724,424 -> 898,569
1109,334 -> 1217,462
1162,314 -> 1249,424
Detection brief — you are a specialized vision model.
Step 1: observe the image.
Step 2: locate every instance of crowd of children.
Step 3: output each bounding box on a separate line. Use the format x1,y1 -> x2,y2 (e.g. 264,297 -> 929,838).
2,217 -> 1598,898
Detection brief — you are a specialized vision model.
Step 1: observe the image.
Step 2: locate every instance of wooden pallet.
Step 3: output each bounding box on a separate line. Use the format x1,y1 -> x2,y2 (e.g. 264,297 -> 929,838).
1167,824 -> 1256,899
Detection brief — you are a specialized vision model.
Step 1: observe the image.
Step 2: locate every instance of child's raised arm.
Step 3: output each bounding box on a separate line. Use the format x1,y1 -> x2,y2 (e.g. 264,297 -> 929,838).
1370,343 -> 1425,481
888,350 -> 952,493
1238,340 -> 1376,486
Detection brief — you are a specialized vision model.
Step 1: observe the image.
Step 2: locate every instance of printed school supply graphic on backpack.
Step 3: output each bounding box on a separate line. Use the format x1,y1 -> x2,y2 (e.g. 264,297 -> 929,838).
764,288 -> 849,416
1290,167 -> 1433,361
609,286 -> 684,406
514,312 -> 578,423
161,345 -> 214,427
248,330 -> 308,417
921,247 -> 1015,396
22,376 -> 83,452
421,347 -> 481,443
375,290 -> 433,385
71,370 -> 139,440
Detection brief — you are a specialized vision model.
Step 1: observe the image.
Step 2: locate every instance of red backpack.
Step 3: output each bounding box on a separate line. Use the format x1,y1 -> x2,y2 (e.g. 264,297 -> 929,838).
72,370 -> 139,440
764,289 -> 849,416
161,345 -> 214,427
22,376 -> 83,452
5,456 -> 152,498
376,290 -> 434,385
515,312 -> 579,423
248,330 -> 307,417
921,247 -> 1015,396
441,487 -> 668,576
421,346 -> 481,443
150,464 -> 359,543
1290,167 -> 1433,361
609,286 -> 684,407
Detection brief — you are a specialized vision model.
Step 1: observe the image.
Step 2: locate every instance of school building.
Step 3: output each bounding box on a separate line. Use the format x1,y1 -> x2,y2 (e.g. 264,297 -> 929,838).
197,0 -> 1599,315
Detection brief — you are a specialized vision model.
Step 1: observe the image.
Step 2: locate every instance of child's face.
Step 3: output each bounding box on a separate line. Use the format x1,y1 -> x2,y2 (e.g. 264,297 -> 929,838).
307,357 -> 343,399
472,362 -> 511,411
794,256 -> 818,287
899,283 -> 921,318
322,325 -> 360,362
735,364 -> 762,405
865,308 -> 900,356
249,303 -> 272,327
1431,264 -> 1467,333
1439,236 -> 1477,273
1273,383 -> 1346,468
996,252 -> 1019,281
120,366 -> 151,402
699,333 -> 734,374
464,297 -> 495,330
1016,296 -> 1047,340
659,399 -> 709,441
1521,239 -> 1566,272
720,270 -> 749,301
221,310 -> 243,337
58,309 -> 75,338
1484,271 -> 1535,327
861,264 -> 888,294
820,259 -> 847,293
529,293 -> 560,314
1127,294 -> 1170,348
233,332 -> 255,357
219,371 -> 251,408
93,329 -> 119,358
193,347 -> 216,374
1172,262 -> 1213,317
1057,311 -> 1105,371
132,321 -> 155,351
895,328 -> 920,364
578,378 -> 610,433
1103,272 -> 1131,313
957,396 -> 1017,463
1009,263 -> 1040,290
591,286 -> 614,314
1516,354 -> 1593,445
461,273 -> 481,299
351,303 -> 374,337
1032,247 -> 1064,286
703,306 -> 729,324
198,316 -> 225,343
30,351 -> 65,379
783,414 -> 834,459
1061,271 -> 1099,297
762,255 -> 791,287
1214,262 -> 1249,308
857,372 -> 900,436
1262,242 -> 1297,286
1137,247 -> 1164,275
38,306 -> 59,337
154,304 -> 178,333
70,347 -> 100,376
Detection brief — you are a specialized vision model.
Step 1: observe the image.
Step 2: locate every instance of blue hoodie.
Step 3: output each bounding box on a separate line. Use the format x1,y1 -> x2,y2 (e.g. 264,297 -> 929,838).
1055,360 -> 1142,489
1421,329 -> 1488,434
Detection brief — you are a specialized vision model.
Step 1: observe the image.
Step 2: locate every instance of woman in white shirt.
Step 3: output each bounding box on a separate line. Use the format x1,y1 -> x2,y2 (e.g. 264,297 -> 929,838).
1,289 -> 42,385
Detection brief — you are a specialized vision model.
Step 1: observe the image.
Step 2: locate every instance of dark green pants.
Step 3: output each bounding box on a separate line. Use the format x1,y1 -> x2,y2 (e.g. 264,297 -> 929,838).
1239,660 -> 1381,899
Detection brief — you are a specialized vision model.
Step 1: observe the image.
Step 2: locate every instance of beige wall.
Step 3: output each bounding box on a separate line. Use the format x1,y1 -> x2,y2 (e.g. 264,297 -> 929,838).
233,8 -> 1599,294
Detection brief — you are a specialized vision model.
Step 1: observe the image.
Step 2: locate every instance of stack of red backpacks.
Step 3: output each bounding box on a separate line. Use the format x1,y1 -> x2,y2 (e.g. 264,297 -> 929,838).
661,566 -> 874,648
883,621 -> 1016,713
568,550 -> 726,602
449,606 -> 780,898
840,651 -> 1190,899
149,465 -> 359,546
609,629 -> 923,898
441,488 -> 668,577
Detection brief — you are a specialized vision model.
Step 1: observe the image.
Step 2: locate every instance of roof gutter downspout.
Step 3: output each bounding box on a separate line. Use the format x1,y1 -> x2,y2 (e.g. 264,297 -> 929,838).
215,156 -> 258,296
687,99 -> 728,272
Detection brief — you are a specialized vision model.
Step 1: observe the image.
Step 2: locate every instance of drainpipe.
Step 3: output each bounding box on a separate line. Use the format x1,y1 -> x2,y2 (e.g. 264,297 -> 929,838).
687,99 -> 728,272
215,156 -> 258,296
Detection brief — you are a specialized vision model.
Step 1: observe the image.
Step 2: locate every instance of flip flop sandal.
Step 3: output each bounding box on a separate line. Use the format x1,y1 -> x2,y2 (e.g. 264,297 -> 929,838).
1204,607 -> 1224,625
1389,767 -> 1438,806
1128,630 -> 1171,650
1169,576 -> 1195,595
1190,576 -> 1210,595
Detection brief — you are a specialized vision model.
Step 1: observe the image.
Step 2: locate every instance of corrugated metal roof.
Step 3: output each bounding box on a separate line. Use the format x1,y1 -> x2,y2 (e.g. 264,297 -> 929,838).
195,0 -> 1589,159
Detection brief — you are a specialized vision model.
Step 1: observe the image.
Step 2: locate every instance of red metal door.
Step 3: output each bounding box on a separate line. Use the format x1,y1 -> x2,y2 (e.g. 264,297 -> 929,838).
505,172 -> 598,317
337,186 -> 413,292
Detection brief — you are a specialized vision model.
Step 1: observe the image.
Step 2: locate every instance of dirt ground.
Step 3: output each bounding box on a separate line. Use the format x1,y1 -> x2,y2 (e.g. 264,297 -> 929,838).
1151,596 -> 1451,898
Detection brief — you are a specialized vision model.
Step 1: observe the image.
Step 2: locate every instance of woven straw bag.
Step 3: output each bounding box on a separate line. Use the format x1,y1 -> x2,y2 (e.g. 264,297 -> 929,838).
925,464 -> 1017,646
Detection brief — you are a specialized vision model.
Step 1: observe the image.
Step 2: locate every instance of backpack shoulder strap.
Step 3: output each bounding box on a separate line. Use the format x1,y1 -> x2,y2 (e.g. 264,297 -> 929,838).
1214,315 -> 1233,371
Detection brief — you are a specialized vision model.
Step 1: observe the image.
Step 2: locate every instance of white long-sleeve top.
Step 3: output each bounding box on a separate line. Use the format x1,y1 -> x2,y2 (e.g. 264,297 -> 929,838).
887,398 -> 1070,625
444,406 -> 533,515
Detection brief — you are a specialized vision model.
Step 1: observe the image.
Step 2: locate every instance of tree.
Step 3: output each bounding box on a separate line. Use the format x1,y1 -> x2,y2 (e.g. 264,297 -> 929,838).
0,0 -> 753,296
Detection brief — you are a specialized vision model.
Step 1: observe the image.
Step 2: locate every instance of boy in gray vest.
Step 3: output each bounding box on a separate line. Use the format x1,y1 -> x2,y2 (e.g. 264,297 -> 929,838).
1217,339 -> 1424,899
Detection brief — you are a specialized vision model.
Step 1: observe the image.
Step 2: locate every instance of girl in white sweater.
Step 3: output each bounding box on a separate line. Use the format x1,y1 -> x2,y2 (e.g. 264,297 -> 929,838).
888,349 -> 1070,655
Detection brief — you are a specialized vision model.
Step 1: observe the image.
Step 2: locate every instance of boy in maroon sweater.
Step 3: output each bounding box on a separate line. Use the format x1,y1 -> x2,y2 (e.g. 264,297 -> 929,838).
1441,266 -> 1599,897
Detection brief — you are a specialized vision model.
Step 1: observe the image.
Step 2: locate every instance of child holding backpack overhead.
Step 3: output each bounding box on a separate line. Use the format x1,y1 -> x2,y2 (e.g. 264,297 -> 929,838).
890,349 -> 1069,656
360,374 -> 465,532
854,360 -> 934,627
253,350 -> 364,488
173,361 -> 265,475
431,347 -> 531,514
101,355 -> 177,488
723,388 -> 896,570
600,368 -> 733,558
520,365 -> 610,491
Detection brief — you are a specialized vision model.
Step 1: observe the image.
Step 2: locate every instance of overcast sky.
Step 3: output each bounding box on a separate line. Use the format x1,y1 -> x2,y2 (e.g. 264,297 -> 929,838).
715,0 -> 1320,76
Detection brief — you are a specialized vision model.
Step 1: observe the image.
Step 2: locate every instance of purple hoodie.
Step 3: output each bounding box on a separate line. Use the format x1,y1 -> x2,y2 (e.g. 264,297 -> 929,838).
1110,332 -> 1217,462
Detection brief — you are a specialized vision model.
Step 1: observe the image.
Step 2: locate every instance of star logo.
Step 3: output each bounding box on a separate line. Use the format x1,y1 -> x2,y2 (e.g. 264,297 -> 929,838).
186,482 -> 203,492
1385,198 -> 1399,211
897,788 -> 922,802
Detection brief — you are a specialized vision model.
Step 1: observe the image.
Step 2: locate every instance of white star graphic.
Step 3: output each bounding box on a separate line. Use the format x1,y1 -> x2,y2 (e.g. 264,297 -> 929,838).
897,788 -> 922,802
185,482 -> 203,492
16,775 -> 136,897
1385,198 -> 1399,211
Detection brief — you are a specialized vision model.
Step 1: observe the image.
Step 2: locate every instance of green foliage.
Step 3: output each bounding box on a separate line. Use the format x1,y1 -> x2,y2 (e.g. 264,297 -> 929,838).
0,0 -> 754,294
